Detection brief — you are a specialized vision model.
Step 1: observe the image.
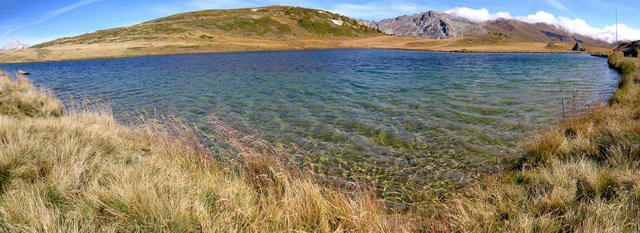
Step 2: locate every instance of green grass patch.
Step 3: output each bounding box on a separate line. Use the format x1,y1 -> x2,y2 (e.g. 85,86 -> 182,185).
597,173 -> 620,201
199,34 -> 214,40
178,45 -> 200,49
127,47 -> 146,51
609,88 -> 629,104
197,16 -> 291,37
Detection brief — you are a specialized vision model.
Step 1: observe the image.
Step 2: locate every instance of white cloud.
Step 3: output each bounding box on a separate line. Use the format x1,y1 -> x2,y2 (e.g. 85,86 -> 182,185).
515,11 -> 558,25
447,7 -> 640,44
445,7 -> 511,23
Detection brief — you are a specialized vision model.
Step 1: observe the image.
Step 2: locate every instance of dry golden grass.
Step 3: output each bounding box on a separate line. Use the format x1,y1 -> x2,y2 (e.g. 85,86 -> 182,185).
0,71 -> 414,232
0,71 -> 63,117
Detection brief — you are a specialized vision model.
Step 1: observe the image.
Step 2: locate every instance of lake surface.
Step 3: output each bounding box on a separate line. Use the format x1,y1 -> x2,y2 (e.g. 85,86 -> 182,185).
1,49 -> 619,204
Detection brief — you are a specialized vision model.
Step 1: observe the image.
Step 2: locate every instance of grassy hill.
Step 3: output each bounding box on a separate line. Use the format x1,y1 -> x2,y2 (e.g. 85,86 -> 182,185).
34,6 -> 380,48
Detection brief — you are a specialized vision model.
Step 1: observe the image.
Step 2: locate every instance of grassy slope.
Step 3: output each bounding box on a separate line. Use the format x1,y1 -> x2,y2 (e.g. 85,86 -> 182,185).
0,6 -> 610,64
481,19 -> 612,48
0,71 -> 412,232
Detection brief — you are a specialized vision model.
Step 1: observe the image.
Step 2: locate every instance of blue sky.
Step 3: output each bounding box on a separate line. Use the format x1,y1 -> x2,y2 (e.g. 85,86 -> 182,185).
1,0 -> 639,46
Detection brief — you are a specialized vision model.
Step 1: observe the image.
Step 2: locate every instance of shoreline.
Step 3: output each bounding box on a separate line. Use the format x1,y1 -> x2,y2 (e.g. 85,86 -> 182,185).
0,46 -> 592,65
0,34 -> 608,64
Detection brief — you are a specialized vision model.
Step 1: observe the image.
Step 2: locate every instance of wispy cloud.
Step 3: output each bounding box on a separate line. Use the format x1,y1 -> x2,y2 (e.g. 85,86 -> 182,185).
1,0 -> 101,38
545,0 -> 568,11
545,0 -> 576,17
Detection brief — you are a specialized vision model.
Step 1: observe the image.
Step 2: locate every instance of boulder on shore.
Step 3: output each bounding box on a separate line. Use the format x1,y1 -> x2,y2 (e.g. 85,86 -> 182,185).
571,42 -> 585,52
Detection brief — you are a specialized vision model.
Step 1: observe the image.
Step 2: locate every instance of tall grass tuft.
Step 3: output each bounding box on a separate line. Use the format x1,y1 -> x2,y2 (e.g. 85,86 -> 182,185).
0,71 -> 63,118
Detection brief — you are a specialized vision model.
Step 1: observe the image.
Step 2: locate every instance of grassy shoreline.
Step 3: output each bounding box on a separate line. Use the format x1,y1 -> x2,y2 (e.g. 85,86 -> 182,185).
421,53 -> 640,231
0,47 -> 588,65
0,53 -> 636,232
0,36 -> 608,64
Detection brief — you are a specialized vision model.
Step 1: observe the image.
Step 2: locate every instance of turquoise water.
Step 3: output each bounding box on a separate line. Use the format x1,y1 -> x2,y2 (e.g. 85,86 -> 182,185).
1,49 -> 619,203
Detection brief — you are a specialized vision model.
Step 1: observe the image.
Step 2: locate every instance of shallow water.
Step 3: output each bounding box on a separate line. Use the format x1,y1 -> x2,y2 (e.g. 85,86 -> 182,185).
1,49 -> 619,203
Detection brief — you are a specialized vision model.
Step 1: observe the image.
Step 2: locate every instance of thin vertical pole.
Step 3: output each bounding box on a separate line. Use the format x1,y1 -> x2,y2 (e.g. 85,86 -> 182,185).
616,8 -> 618,46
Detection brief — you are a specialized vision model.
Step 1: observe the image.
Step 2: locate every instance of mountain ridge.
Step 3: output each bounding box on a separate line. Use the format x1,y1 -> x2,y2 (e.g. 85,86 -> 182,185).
365,10 -> 612,47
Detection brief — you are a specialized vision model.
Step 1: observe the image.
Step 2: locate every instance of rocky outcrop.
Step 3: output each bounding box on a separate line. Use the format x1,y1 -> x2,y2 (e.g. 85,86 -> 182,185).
364,11 -> 483,39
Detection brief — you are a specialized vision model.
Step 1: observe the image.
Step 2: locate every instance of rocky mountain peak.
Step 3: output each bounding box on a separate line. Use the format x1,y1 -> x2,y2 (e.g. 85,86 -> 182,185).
364,10 -> 482,40
1,38 -> 28,50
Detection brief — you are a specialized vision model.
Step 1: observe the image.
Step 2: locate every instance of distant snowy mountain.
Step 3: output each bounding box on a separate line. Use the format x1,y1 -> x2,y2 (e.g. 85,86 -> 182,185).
1,38 -> 28,50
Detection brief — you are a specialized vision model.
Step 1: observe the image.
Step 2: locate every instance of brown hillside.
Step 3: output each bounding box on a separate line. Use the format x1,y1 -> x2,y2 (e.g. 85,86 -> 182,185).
483,19 -> 611,47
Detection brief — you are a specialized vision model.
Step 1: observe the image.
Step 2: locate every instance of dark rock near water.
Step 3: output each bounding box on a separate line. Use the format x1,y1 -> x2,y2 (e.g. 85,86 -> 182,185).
572,42 -> 585,52
619,40 -> 639,57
